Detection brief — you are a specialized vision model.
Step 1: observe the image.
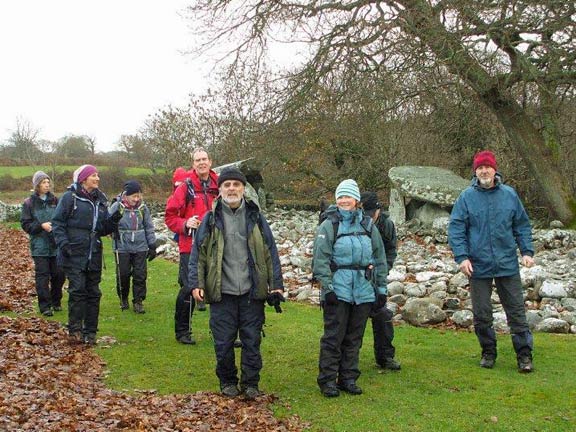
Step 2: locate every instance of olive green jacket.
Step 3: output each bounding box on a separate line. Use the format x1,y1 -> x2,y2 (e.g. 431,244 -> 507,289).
188,197 -> 284,303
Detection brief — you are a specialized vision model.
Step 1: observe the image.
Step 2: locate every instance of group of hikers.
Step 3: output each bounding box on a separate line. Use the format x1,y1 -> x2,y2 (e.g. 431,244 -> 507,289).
20,147 -> 535,399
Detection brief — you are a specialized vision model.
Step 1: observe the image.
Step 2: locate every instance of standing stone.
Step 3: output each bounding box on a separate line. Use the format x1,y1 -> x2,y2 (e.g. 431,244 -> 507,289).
389,188 -> 406,225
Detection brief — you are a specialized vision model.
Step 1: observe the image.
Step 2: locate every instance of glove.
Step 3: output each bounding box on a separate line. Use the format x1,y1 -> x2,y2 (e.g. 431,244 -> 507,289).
110,210 -> 123,223
266,292 -> 285,313
61,244 -> 73,258
324,291 -> 339,306
147,247 -> 157,262
375,294 -> 387,310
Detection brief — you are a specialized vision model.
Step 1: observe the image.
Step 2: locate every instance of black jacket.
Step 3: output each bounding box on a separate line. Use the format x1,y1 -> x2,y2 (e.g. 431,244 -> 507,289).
52,184 -> 117,271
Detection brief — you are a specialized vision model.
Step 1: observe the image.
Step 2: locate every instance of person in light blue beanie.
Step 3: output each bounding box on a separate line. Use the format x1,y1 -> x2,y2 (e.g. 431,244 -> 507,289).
313,178 -> 388,397
335,179 -> 361,202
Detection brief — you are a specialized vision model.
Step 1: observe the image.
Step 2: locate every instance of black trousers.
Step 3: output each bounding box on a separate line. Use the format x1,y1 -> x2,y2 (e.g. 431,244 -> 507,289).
32,256 -> 64,313
318,301 -> 372,386
117,251 -> 147,302
65,267 -> 102,337
175,253 -> 195,338
470,275 -> 533,358
371,307 -> 396,363
209,293 -> 265,388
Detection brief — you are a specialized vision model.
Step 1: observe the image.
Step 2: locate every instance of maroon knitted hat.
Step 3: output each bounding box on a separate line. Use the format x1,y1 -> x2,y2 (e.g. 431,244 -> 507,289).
473,150 -> 497,171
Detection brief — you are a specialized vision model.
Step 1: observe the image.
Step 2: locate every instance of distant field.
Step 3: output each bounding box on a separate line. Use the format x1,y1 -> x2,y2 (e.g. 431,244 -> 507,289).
0,166 -> 163,178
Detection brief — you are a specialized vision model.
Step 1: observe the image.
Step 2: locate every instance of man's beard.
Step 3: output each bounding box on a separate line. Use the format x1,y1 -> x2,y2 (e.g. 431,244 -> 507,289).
223,195 -> 242,206
478,177 -> 493,188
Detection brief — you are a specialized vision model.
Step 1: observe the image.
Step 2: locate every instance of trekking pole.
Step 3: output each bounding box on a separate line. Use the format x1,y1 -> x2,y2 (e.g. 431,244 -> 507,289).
112,236 -> 122,306
189,227 -> 197,327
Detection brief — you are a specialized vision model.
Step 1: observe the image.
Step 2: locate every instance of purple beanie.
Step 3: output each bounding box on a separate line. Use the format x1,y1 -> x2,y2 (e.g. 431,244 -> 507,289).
73,164 -> 97,184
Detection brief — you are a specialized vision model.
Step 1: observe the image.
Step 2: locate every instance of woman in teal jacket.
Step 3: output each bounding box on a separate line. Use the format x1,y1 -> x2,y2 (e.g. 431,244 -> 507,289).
313,179 -> 388,397
20,171 -> 64,316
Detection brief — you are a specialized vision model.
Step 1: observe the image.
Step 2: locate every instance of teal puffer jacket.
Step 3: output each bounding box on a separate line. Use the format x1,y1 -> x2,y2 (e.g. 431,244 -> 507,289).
20,192 -> 59,257
448,175 -> 534,279
313,207 -> 388,305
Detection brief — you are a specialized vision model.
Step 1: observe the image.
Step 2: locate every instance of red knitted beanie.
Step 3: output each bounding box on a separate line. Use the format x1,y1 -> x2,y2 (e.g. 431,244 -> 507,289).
473,150 -> 497,171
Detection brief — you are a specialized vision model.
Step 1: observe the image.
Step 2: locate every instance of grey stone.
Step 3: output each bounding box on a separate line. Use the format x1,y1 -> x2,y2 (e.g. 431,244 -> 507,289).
449,273 -> 469,289
444,298 -> 460,309
526,310 -> 543,330
430,291 -> 447,301
388,166 -> 470,207
389,294 -> 407,306
387,281 -> 405,296
405,283 -> 427,298
535,318 -> 570,333
388,188 -> 406,225
387,266 -> 407,282
539,304 -> 560,319
549,220 -> 564,229
539,281 -> 568,299
428,280 -> 448,293
402,297 -> 446,326
561,298 -> 576,311
413,203 -> 451,227
492,312 -> 509,332
415,271 -> 444,282
559,311 -> 576,326
452,310 -> 474,327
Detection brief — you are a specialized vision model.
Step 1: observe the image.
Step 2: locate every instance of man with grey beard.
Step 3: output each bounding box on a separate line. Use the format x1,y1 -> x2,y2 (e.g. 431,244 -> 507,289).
188,167 -> 284,399
448,150 -> 535,373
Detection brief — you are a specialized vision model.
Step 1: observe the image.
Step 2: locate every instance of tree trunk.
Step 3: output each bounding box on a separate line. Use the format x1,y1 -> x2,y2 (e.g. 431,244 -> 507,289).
397,0 -> 575,224
483,94 -> 574,223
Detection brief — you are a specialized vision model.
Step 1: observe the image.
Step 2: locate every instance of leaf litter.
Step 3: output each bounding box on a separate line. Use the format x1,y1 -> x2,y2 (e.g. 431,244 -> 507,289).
0,225 -> 308,431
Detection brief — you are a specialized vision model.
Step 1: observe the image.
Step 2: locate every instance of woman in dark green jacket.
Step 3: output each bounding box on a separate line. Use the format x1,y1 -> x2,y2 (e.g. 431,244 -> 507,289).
21,171 -> 65,316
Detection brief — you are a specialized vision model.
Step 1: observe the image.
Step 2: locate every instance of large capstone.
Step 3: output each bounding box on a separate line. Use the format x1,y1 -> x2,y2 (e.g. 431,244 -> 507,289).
388,166 -> 470,206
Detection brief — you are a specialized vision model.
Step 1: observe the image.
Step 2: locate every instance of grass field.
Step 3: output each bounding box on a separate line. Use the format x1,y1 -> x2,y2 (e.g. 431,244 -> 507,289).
0,166 -> 163,178
19,238 -> 576,431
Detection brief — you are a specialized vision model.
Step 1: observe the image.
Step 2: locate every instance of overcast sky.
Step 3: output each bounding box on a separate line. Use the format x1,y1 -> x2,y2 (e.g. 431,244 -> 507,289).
0,0 -> 213,152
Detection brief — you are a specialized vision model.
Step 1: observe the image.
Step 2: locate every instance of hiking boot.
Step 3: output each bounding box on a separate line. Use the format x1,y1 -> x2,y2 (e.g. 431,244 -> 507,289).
337,380 -> 363,395
41,309 -> 54,317
234,339 -> 243,348
176,334 -> 196,345
320,382 -> 340,398
197,301 -> 207,311
120,299 -> 129,311
84,334 -> 97,346
133,301 -> 145,314
380,357 -> 401,371
68,331 -> 83,345
53,305 -> 63,312
517,356 -> 533,373
243,386 -> 260,400
480,354 -> 496,369
221,384 -> 240,397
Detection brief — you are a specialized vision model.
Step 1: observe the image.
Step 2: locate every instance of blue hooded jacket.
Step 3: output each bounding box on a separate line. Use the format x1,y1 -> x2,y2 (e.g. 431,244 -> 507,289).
448,175 -> 534,279
313,206 -> 388,304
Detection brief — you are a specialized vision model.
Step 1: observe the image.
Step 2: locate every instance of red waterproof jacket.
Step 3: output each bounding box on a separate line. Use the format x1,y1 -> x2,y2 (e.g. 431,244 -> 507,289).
165,169 -> 219,253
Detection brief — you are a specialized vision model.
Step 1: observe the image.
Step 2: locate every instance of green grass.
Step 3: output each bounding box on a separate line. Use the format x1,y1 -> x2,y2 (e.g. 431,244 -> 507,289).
20,238 -> 576,431
0,166 -> 163,178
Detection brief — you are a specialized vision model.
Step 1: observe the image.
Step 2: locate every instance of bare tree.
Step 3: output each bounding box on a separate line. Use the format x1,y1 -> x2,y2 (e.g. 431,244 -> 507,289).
87,136 -> 97,156
6,117 -> 42,164
186,0 -> 576,222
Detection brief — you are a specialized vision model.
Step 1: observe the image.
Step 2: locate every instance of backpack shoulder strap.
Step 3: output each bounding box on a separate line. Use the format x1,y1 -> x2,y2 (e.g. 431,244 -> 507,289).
185,178 -> 196,207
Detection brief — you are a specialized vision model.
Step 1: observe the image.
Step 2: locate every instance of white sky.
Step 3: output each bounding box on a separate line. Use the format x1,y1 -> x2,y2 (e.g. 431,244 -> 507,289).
0,0 -> 211,152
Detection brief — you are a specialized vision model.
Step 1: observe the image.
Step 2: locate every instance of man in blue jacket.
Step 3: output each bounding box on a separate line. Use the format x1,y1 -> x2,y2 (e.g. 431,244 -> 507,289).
448,150 -> 535,373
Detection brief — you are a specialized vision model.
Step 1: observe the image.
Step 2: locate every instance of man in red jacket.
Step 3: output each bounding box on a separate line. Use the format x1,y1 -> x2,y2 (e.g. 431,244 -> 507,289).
165,148 -> 219,344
